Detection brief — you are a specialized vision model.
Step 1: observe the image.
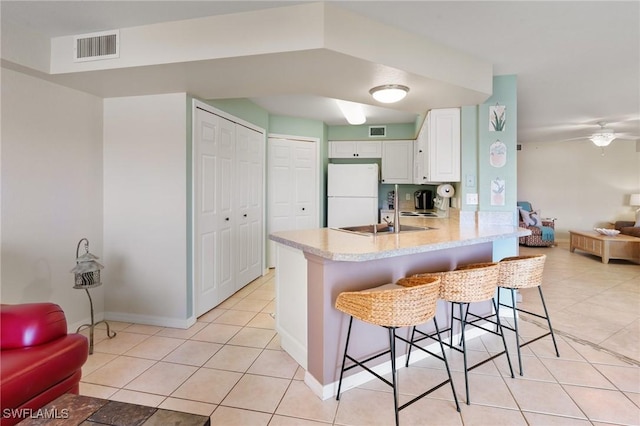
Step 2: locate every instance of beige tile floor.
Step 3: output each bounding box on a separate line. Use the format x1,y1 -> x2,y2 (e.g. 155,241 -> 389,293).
80,242 -> 640,425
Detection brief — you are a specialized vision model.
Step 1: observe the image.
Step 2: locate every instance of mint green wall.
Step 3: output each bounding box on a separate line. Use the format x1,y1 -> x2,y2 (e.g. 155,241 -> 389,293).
459,75 -> 517,214
460,106 -> 479,212
479,75 -> 517,212
204,98 -> 270,129
270,115 -> 326,138
328,122 -> 416,140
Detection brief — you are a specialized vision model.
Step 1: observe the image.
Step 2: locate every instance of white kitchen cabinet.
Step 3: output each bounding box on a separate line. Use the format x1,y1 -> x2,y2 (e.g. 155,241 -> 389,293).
381,140 -> 414,184
414,108 -> 460,183
194,104 -> 265,316
329,140 -> 382,158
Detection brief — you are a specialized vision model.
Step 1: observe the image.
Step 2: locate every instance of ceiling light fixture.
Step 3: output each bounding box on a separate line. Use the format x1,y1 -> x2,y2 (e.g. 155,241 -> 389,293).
589,122 -> 616,147
369,84 -> 409,103
336,100 -> 366,125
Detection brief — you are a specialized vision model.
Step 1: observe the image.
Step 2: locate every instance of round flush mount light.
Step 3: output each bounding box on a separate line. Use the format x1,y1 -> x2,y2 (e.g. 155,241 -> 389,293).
369,84 -> 409,103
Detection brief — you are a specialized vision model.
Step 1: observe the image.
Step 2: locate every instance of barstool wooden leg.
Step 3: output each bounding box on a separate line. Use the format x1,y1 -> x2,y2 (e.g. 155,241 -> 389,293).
336,316 -> 354,400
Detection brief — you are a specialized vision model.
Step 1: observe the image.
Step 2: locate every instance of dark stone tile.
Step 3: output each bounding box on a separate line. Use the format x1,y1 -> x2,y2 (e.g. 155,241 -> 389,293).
87,401 -> 157,426
18,393 -> 108,426
144,409 -> 210,426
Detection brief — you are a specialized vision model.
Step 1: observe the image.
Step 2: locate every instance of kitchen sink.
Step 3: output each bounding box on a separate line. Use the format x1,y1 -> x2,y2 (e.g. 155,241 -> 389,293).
335,223 -> 436,236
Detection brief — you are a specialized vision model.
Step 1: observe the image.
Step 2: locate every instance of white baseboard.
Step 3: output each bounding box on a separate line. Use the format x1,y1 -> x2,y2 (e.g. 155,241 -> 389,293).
276,325 -> 307,370
306,326 -> 488,400
98,311 -> 197,329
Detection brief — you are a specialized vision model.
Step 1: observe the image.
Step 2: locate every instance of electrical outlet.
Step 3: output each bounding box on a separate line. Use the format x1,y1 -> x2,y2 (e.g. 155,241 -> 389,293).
466,193 -> 478,205
405,193 -> 411,201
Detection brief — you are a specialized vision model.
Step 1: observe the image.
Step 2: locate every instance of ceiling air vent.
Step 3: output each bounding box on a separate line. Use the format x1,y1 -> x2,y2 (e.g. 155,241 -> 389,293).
74,30 -> 119,62
369,126 -> 386,138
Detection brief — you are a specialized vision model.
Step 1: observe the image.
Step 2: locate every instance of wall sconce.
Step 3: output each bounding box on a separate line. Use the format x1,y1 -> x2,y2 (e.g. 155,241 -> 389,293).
71,238 -> 115,354
369,84 -> 409,103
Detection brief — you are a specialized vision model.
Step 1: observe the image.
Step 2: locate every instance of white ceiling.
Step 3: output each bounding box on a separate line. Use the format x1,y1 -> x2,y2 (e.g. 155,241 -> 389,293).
2,1 -> 638,144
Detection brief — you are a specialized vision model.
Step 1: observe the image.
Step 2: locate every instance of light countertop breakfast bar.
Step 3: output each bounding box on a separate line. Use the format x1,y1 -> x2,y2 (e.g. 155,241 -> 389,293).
269,213 -> 530,399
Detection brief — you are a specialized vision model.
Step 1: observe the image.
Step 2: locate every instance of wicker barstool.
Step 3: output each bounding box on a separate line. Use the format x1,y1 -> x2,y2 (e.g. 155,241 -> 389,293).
496,254 -> 559,375
402,262 -> 514,405
335,276 -> 460,426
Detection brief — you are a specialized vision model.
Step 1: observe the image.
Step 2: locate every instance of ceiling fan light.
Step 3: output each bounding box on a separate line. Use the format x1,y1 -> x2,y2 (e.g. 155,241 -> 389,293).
589,129 -> 616,147
369,85 -> 409,103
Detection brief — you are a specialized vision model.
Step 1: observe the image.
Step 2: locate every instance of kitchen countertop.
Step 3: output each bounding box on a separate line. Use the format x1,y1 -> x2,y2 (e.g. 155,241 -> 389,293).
269,215 -> 530,262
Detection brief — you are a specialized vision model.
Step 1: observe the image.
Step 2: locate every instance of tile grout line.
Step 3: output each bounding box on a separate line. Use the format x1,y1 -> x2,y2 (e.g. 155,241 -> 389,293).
518,314 -> 640,367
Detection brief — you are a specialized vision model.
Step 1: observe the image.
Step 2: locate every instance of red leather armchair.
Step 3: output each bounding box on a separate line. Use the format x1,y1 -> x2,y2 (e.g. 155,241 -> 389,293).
1,303 -> 88,426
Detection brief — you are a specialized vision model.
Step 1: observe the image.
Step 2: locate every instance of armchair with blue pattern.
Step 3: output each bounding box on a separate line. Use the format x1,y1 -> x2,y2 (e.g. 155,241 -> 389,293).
517,201 -> 555,247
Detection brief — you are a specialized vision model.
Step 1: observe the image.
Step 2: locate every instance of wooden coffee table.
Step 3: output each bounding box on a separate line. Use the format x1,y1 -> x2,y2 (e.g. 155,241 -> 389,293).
569,230 -> 640,264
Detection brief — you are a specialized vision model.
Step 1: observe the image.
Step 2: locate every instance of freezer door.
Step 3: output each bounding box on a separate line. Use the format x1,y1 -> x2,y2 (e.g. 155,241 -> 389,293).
327,197 -> 378,228
327,163 -> 379,197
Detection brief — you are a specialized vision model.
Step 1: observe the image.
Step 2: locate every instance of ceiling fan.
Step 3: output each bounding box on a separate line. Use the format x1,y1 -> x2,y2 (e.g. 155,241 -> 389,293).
589,122 -> 616,147
548,120 -> 640,146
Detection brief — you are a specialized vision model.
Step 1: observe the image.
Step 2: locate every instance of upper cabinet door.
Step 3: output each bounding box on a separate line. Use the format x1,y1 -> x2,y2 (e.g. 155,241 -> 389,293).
428,108 -> 460,182
414,108 -> 461,183
355,141 -> 382,158
381,140 -> 414,184
329,141 -> 382,158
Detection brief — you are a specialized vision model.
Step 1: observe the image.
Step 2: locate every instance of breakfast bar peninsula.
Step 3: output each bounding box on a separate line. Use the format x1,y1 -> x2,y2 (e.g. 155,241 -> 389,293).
269,213 -> 530,399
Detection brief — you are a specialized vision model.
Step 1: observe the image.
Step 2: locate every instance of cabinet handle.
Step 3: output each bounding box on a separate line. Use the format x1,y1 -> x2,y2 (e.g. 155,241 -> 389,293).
302,207 -> 306,211
419,150 -> 423,153
243,214 -> 247,217
381,179 -> 385,182
225,217 -> 230,221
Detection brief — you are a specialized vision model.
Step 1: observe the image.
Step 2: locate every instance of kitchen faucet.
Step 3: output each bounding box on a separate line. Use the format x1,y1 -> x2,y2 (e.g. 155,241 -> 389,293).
393,184 -> 400,233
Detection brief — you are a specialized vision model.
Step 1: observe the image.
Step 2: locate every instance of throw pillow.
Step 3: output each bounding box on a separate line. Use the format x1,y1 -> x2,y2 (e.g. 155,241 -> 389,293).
519,208 -> 541,226
529,211 -> 542,227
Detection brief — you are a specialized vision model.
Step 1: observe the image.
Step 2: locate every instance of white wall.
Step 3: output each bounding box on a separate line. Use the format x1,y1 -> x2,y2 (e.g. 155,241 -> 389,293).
518,140 -> 640,240
1,68 -> 104,327
103,93 -> 189,327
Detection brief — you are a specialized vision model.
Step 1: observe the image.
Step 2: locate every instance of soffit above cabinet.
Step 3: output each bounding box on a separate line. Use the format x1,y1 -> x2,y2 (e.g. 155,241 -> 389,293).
4,3 -> 492,112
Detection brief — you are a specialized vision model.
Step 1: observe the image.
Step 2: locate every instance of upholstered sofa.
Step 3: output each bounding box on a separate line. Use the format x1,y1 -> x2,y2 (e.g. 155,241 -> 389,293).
1,303 -> 88,426
615,221 -> 640,238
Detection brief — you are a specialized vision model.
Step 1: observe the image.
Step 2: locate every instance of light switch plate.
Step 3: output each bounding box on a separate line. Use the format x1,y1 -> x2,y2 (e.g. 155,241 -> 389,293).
467,193 -> 478,205
465,174 -> 476,187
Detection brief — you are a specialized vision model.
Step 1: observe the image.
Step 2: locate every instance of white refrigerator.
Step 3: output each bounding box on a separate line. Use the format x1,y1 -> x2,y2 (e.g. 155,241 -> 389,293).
327,163 -> 379,228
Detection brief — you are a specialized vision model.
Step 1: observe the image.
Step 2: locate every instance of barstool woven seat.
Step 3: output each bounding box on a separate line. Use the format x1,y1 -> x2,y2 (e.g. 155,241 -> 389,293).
402,262 -> 514,404
335,276 -> 460,426
335,280 -> 438,328
496,254 -> 559,375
